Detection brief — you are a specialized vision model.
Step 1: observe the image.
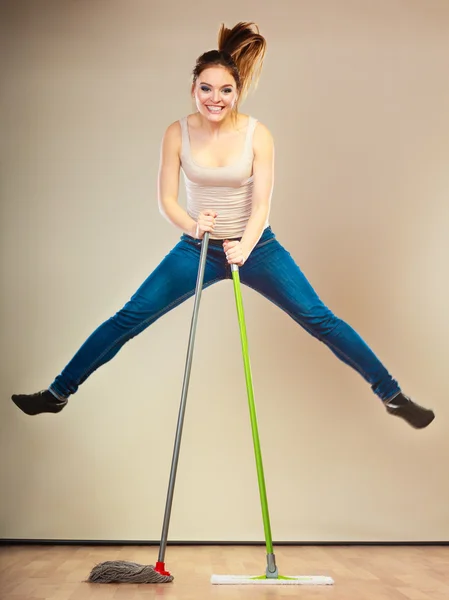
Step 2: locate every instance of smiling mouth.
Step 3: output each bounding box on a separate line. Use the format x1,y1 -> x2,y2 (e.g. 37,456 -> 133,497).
206,106 -> 224,113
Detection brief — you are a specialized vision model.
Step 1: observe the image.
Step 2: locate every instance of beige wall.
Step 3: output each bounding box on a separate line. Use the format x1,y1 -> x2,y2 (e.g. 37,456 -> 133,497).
1,0 -> 449,543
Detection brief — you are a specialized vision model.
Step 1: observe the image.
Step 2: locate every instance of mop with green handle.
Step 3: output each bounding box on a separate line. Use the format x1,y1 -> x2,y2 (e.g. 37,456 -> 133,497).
211,263 -> 334,586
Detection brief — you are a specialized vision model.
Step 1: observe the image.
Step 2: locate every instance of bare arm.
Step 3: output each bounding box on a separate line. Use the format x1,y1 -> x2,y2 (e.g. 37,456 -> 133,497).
157,122 -> 197,237
240,122 -> 274,255
157,122 -> 217,238
224,122 -> 274,264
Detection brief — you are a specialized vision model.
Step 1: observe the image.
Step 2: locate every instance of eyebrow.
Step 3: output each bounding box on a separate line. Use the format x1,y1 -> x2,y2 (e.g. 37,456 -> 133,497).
199,81 -> 235,88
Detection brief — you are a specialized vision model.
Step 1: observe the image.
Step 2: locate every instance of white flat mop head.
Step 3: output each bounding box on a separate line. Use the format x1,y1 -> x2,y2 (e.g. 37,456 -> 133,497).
211,574 -> 334,585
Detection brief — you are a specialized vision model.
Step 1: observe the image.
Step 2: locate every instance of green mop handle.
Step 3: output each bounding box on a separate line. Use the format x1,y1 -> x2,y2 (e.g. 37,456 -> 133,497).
231,263 -> 275,566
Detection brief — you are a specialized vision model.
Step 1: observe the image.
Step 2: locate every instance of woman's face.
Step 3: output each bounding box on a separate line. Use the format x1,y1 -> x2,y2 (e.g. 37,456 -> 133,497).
192,66 -> 238,122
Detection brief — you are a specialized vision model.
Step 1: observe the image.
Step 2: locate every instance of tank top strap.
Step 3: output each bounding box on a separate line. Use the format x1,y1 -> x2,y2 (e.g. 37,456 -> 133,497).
179,117 -> 190,157
244,116 -> 258,155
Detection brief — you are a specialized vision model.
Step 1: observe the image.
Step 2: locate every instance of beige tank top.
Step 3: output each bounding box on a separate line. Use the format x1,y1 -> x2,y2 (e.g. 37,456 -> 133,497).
179,115 -> 270,239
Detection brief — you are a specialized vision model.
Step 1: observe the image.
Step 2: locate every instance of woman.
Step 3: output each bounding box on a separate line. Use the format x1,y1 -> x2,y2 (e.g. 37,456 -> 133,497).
12,22 -> 434,429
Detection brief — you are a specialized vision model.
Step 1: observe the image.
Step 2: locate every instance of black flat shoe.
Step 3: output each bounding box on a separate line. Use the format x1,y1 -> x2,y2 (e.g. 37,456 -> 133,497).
11,390 -> 68,415
385,393 -> 435,429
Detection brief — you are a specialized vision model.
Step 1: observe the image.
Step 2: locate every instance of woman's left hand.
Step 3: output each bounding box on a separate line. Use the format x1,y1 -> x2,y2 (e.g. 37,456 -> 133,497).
223,240 -> 248,267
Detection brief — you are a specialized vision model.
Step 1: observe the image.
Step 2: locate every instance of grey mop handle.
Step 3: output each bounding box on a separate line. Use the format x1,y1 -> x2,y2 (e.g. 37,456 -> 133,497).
157,231 -> 210,564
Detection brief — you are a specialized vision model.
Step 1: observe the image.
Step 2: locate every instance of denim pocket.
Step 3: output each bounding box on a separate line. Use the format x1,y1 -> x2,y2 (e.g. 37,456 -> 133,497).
256,237 -> 276,249
255,227 -> 276,249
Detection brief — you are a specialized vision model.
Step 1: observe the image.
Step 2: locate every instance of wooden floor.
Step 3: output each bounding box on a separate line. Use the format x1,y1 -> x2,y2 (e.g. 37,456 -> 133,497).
1,544 -> 448,599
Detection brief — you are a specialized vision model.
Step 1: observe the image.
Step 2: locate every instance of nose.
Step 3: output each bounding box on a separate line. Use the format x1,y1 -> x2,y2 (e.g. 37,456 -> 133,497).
213,89 -> 220,103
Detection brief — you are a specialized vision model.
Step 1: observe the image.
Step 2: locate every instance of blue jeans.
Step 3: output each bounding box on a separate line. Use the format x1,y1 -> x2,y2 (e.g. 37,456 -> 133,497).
50,227 -> 400,402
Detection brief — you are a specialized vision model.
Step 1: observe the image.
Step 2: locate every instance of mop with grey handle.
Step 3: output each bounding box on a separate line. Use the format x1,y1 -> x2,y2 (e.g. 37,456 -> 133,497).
88,233 -> 210,584
211,263 -> 334,586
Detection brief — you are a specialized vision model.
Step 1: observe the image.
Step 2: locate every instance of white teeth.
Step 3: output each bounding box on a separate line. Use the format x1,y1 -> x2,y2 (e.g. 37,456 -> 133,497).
207,106 -> 223,112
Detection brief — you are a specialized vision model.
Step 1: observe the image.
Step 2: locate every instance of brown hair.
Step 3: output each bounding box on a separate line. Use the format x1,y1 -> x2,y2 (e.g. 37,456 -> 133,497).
192,22 -> 267,107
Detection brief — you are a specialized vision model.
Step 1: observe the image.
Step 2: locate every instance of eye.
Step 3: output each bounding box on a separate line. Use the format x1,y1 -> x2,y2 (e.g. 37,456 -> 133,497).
223,88 -> 233,94
200,85 -> 211,93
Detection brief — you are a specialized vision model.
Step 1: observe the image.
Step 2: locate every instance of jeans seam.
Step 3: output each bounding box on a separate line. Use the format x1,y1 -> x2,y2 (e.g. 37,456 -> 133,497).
73,276 -> 222,386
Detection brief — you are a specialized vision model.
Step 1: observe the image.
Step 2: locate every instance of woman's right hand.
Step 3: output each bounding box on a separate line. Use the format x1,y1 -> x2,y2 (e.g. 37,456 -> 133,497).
194,210 -> 218,239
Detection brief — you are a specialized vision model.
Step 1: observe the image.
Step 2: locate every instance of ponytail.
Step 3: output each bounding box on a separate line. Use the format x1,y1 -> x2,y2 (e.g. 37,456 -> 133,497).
217,22 -> 266,101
